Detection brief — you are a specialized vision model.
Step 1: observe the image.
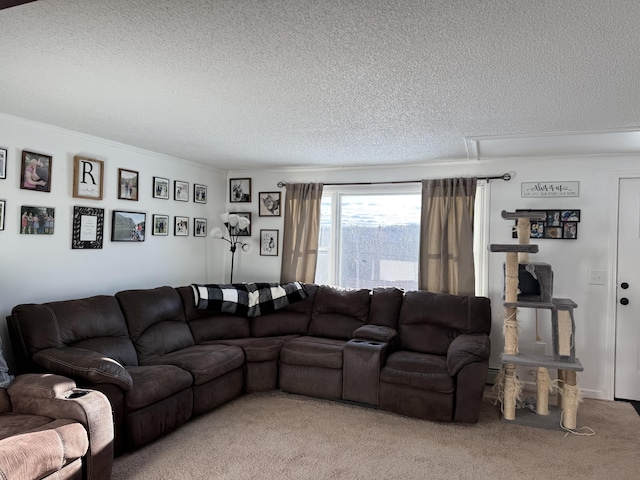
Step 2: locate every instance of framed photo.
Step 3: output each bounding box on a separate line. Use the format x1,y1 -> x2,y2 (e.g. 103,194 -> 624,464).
21,150 -> 52,192
0,200 -> 5,230
174,216 -> 189,236
194,184 -> 207,204
230,212 -> 251,236
259,192 -> 281,216
260,229 -> 279,256
194,218 -> 207,237
0,147 -> 7,179
72,206 -> 104,249
513,209 -> 580,240
20,205 -> 55,235
563,222 -> 578,239
153,177 -> 170,199
152,214 -> 169,236
230,178 -> 251,203
73,156 -> 104,200
118,168 -> 138,201
561,210 -> 580,222
111,210 -> 145,242
174,180 -> 189,201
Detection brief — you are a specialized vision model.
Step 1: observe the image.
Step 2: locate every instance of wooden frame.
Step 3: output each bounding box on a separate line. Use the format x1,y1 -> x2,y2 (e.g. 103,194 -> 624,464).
72,206 -> 104,249
194,184 -> 207,204
0,200 -> 5,230
153,177 -> 170,199
230,178 -> 251,203
21,150 -> 52,192
260,229 -> 279,256
152,214 -> 169,236
20,205 -> 55,235
174,216 -> 189,236
174,180 -> 189,202
259,191 -> 281,216
0,147 -> 6,179
230,212 -> 251,236
118,168 -> 138,201
111,210 -> 145,242
73,156 -> 104,200
194,217 -> 207,237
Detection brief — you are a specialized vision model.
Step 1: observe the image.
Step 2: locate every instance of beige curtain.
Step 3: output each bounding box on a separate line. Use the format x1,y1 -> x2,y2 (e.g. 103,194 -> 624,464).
280,183 -> 324,283
419,177 -> 477,295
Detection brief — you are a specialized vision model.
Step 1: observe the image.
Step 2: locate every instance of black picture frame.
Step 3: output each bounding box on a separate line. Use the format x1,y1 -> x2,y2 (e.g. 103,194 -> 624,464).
21,150 -> 52,192
229,212 -> 251,236
153,177 -> 170,200
260,229 -> 279,256
194,184 -> 207,204
152,214 -> 169,236
111,210 -> 145,242
194,217 -> 207,237
0,147 -> 7,180
174,180 -> 189,202
0,199 -> 5,230
72,206 -> 104,249
230,178 -> 251,203
513,209 -> 581,240
174,216 -> 189,236
259,191 -> 281,216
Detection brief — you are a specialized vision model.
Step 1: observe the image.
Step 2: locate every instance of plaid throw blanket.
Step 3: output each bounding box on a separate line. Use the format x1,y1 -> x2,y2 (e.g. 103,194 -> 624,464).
191,282 -> 307,317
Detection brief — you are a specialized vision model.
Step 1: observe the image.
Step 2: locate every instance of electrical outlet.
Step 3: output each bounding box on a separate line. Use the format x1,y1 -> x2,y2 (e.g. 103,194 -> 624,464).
588,269 -> 606,285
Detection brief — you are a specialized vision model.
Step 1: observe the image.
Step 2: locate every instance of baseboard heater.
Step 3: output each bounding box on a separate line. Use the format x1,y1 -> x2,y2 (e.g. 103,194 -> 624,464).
486,367 -> 500,385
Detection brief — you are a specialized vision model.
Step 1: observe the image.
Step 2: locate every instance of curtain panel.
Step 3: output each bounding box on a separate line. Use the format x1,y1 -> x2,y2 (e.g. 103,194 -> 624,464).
280,183 -> 324,283
419,177 -> 477,295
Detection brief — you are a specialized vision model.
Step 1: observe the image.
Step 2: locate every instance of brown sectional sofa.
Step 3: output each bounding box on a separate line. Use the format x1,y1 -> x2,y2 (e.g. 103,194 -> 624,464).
8,283 -> 491,454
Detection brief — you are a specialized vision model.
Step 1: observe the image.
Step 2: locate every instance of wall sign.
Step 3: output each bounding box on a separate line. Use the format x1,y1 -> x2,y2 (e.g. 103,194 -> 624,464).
521,181 -> 580,198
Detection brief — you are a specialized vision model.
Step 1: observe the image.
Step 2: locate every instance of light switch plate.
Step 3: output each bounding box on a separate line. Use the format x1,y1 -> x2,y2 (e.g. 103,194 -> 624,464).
588,269 -> 606,285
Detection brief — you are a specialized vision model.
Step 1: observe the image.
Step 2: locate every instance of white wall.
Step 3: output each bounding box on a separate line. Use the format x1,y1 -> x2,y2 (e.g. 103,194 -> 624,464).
0,114 -> 227,370
228,156 -> 640,400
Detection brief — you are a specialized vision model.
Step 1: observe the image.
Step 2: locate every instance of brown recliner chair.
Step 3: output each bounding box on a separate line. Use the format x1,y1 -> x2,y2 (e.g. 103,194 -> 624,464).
0,373 -> 113,480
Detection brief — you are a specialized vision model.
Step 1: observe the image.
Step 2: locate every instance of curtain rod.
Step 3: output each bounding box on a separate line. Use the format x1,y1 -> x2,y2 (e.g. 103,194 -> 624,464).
276,173 -> 511,188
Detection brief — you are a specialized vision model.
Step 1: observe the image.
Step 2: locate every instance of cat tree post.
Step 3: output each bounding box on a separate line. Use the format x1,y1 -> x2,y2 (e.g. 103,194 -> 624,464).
562,370 -> 579,429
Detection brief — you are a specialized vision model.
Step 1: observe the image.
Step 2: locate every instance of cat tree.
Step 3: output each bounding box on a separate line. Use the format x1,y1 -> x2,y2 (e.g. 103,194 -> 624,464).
491,210 -> 583,430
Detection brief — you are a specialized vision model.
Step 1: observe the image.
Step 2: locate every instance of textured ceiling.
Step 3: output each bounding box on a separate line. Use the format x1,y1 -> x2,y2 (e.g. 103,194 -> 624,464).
1,0 -> 639,169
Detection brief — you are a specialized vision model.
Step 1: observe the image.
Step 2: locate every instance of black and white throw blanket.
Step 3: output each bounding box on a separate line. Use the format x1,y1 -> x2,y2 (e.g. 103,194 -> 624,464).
191,282 -> 307,317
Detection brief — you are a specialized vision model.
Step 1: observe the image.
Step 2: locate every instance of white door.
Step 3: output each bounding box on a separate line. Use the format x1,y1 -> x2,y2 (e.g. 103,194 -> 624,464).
615,177 -> 640,400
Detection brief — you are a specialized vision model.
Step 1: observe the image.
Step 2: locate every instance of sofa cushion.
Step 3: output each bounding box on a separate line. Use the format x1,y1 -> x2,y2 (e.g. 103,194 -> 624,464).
380,351 -> 454,393
210,335 -> 298,362
116,287 -> 195,363
369,287 -> 404,329
11,296 -> 138,366
251,284 -> 318,337
124,365 -> 193,412
177,286 -> 251,341
143,345 -> 245,385
0,421 -> 88,480
280,336 -> 346,369
308,286 -> 370,340
398,291 -> 491,355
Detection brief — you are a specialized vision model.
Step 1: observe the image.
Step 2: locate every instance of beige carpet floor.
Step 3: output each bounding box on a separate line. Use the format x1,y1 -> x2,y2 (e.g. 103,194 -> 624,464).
112,391 -> 640,480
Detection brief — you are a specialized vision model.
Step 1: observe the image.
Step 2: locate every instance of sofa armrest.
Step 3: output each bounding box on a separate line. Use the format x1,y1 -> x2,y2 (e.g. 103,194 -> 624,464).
33,347 -> 133,391
446,334 -> 490,377
8,374 -> 114,480
352,325 -> 397,343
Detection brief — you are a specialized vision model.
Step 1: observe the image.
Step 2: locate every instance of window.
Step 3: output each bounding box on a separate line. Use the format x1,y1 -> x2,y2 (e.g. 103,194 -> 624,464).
315,181 -> 489,294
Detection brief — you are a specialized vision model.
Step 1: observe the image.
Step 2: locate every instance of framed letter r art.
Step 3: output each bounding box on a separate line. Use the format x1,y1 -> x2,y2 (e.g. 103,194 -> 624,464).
73,156 -> 104,200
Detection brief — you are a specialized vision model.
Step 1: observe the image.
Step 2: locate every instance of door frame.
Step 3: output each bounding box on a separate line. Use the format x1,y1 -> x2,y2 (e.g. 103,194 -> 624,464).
605,169 -> 640,400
